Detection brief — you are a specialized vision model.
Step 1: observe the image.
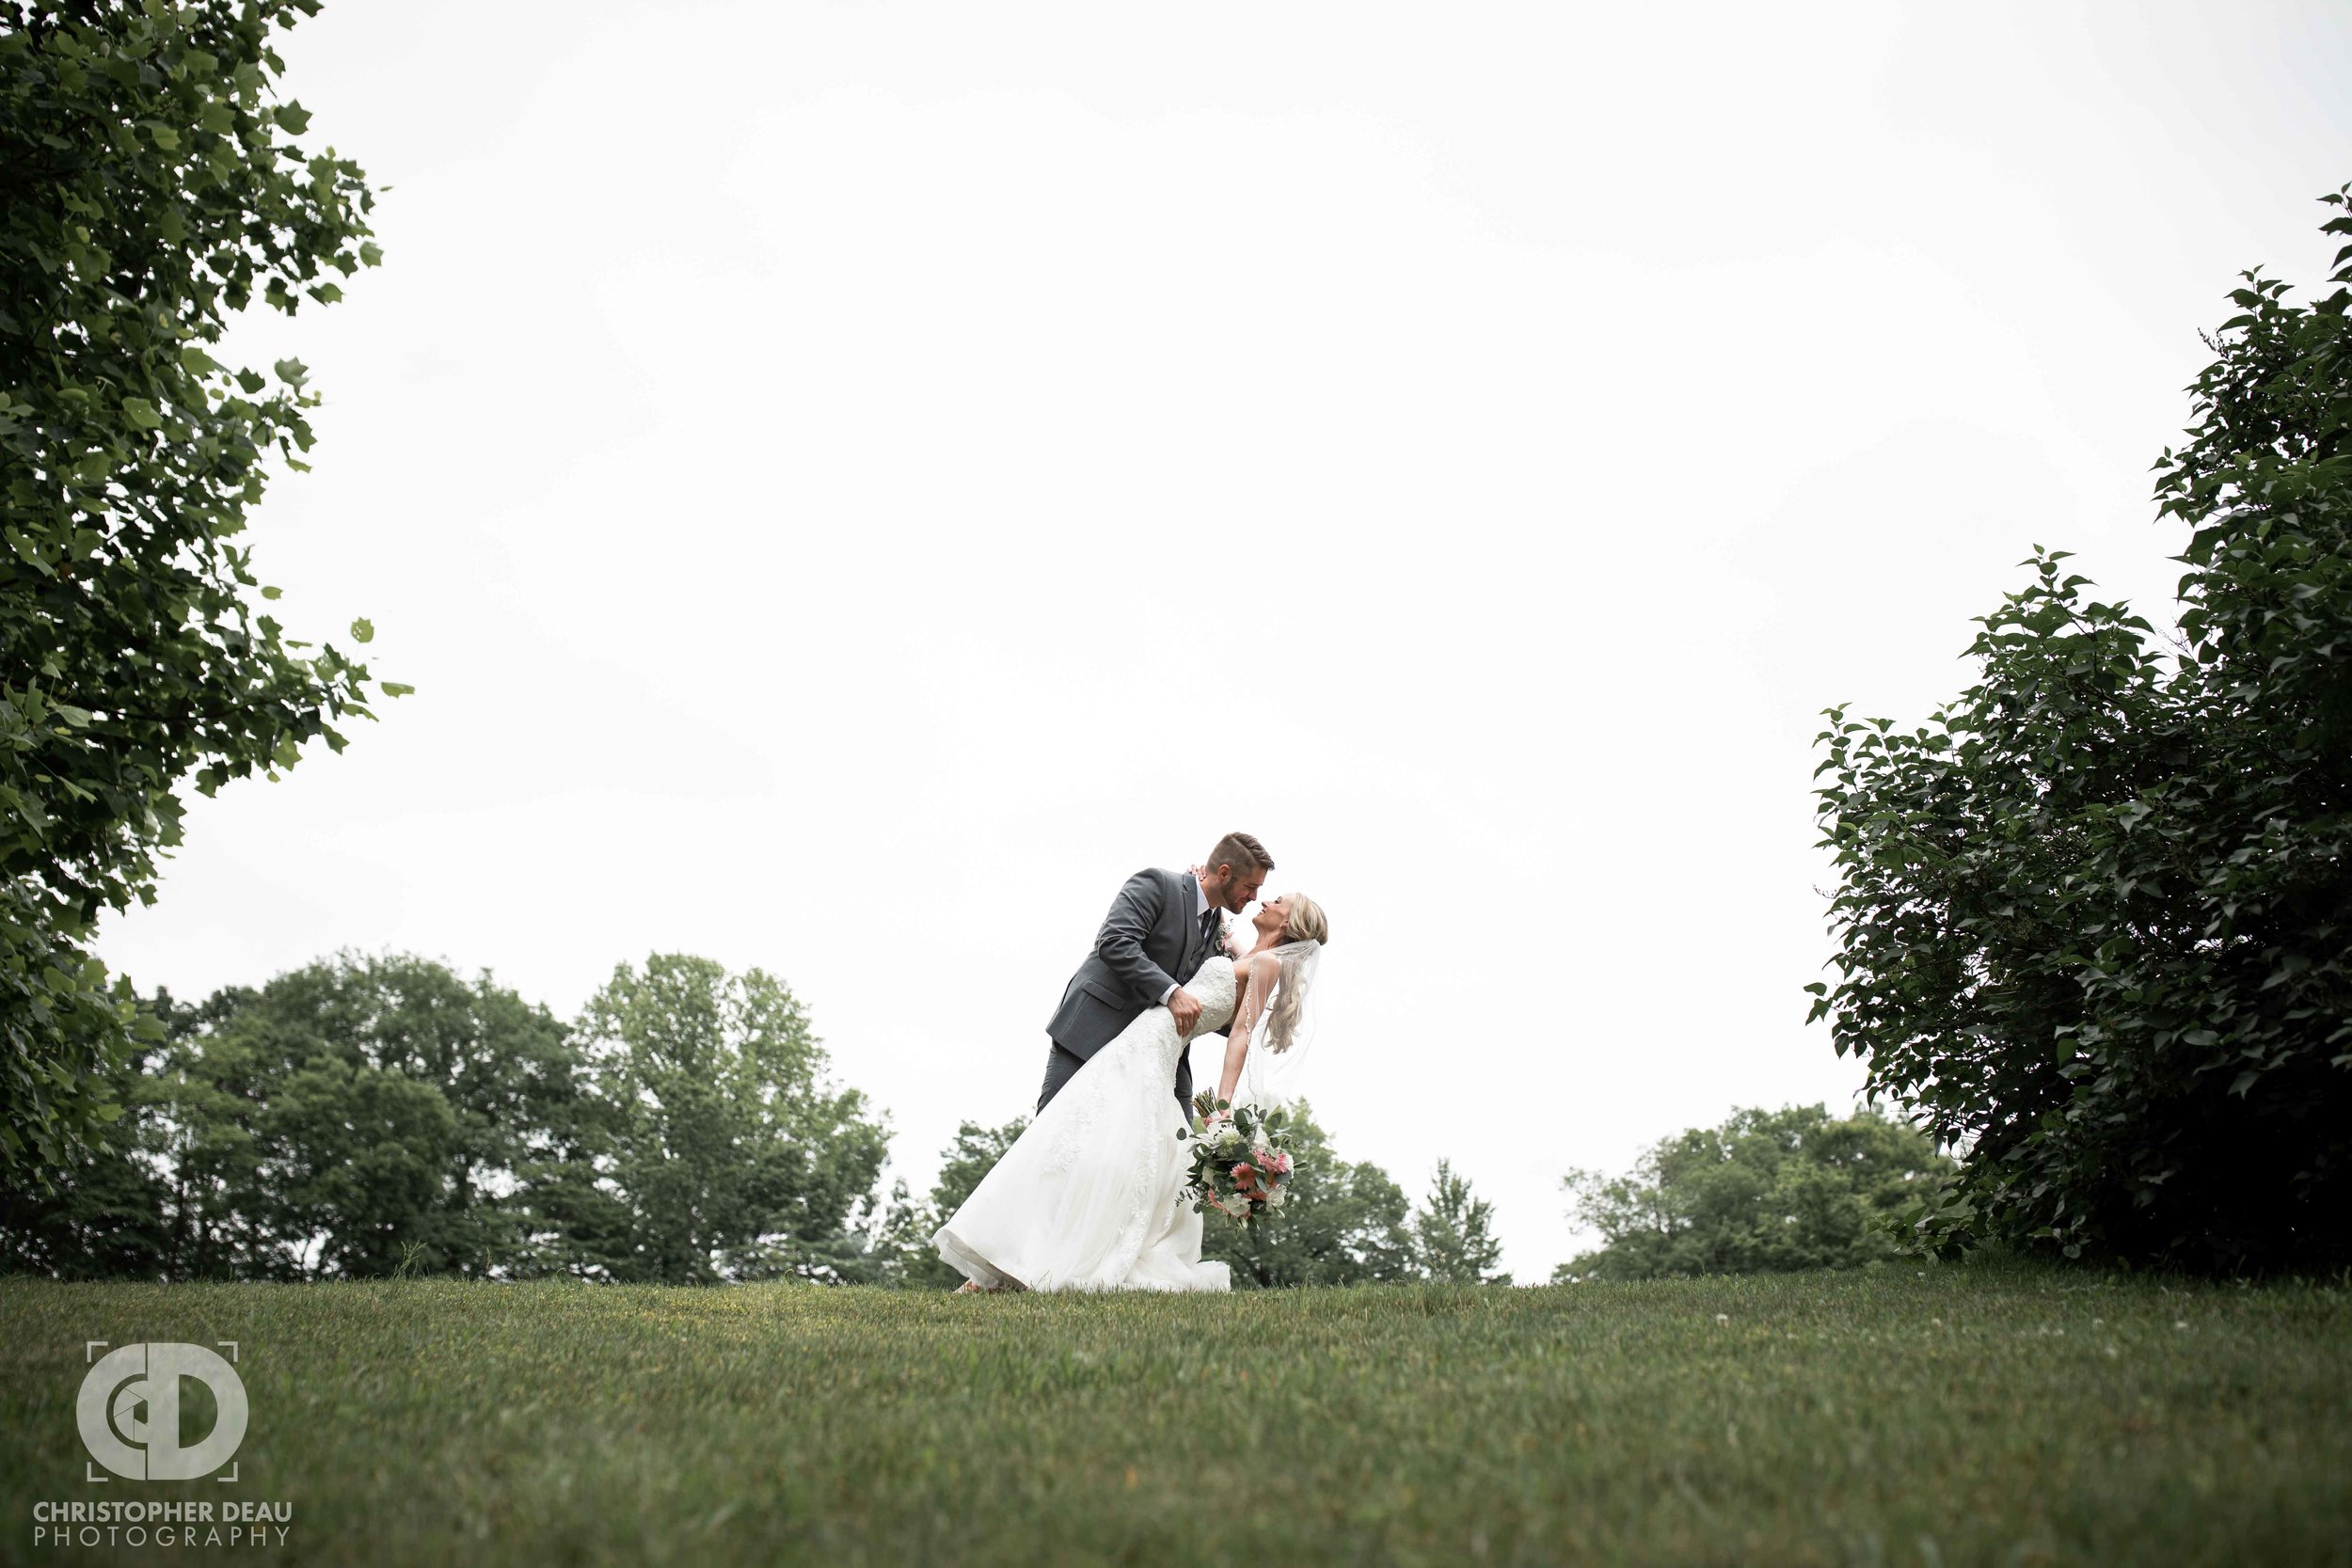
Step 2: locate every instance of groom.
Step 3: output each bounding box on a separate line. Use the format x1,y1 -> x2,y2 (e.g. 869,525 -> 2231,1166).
1040,832 -> 1273,1117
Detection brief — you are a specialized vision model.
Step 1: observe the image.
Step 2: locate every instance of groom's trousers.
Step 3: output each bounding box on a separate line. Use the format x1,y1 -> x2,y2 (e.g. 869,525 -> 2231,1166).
1036,1040 -> 1089,1114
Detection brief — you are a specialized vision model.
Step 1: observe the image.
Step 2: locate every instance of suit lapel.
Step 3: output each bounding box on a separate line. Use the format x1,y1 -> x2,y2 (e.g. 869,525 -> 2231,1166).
1179,871 -> 1203,968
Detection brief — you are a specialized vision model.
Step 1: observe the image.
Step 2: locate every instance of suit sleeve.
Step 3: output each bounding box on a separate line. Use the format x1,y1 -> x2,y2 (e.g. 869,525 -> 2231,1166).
1094,870 -> 1180,1007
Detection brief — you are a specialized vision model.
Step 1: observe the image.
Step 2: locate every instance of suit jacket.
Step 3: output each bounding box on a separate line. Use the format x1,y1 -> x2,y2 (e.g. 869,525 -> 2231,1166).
1046,866 -> 1213,1108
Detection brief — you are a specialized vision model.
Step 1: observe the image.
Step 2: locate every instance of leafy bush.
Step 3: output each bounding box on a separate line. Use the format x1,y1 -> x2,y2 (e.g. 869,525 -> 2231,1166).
1811,188 -> 2352,1272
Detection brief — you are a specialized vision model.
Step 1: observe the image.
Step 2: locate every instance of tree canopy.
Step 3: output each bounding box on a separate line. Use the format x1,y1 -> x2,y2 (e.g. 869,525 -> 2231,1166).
1811,188 -> 2352,1272
1,0 -> 396,1175
1558,1104 -> 1950,1281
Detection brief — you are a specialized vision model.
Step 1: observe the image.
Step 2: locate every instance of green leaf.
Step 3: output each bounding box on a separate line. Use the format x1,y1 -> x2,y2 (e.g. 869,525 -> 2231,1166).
350,617 -> 374,644
120,397 -> 163,430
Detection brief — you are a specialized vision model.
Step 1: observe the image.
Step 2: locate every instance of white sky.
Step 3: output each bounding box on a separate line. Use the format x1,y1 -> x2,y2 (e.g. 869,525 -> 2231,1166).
97,1 -> 2352,1279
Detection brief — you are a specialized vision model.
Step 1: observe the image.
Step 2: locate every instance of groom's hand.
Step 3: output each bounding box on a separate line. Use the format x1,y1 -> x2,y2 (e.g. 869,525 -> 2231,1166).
1167,988 -> 1203,1037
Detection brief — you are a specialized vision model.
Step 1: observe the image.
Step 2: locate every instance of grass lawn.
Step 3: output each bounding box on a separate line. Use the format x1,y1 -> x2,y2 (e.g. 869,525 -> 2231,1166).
1,1259 -> 2346,1566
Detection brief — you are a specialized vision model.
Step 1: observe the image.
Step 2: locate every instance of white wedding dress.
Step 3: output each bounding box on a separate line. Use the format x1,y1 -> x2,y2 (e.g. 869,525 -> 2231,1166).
935,955 -> 1235,1292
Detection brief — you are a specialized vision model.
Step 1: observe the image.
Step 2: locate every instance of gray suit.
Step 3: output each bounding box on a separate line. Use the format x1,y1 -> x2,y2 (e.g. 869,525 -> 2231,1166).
1040,866 -> 1214,1117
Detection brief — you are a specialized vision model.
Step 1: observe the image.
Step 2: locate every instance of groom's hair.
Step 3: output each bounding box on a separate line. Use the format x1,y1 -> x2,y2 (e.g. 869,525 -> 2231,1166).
1206,832 -> 1272,877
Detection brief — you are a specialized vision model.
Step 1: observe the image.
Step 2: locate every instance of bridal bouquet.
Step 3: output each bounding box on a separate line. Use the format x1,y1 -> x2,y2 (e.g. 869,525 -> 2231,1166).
1178,1090 -> 1297,1221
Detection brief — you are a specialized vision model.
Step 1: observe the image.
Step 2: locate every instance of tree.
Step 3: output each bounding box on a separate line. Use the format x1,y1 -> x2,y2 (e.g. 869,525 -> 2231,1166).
207,954 -> 580,1277
1556,1104 -> 1951,1282
574,955 -> 889,1283
0,0 -> 393,1177
1410,1159 -> 1510,1285
1811,189 -> 2352,1272
1199,1100 -> 1417,1288
235,954 -> 583,1275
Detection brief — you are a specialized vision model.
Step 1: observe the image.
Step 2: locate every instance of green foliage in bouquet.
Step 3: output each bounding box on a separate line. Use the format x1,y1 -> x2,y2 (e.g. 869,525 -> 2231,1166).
1811,187 -> 2352,1272
0,0 -> 394,1177
1179,1090 -> 1295,1220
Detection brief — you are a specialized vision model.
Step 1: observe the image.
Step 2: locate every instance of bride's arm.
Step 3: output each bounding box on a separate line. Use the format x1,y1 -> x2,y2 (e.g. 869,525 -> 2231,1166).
1215,953 -> 1272,1104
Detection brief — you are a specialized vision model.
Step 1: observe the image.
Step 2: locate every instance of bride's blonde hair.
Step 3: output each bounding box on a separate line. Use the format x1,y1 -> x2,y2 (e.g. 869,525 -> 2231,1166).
1281,893 -> 1328,946
1264,893 -> 1328,1053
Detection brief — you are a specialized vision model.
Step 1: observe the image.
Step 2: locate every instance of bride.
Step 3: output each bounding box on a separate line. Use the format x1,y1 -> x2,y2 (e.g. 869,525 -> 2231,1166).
934,892 -> 1329,1292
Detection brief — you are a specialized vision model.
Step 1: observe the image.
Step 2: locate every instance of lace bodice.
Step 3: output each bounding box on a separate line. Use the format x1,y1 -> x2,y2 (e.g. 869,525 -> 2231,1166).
1185,955 -> 1239,1040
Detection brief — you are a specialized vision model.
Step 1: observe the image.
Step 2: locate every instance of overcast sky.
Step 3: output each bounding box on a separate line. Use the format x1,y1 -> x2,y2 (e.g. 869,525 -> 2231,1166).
98,1 -> 2352,1278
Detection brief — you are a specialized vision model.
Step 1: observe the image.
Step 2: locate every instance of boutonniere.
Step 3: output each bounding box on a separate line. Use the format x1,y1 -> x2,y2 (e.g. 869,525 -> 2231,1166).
1216,911 -> 1243,960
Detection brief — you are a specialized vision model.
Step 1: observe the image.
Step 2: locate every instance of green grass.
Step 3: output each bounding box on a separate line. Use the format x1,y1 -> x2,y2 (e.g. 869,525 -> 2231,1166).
2,1259 -> 2347,1566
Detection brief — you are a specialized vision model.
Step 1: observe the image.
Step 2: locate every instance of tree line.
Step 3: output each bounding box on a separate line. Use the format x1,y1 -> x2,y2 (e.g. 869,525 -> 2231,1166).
0,950 -> 1509,1287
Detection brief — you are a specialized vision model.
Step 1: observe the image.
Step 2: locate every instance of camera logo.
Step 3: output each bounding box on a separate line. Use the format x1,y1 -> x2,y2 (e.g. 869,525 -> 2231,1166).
76,1342 -> 247,1482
